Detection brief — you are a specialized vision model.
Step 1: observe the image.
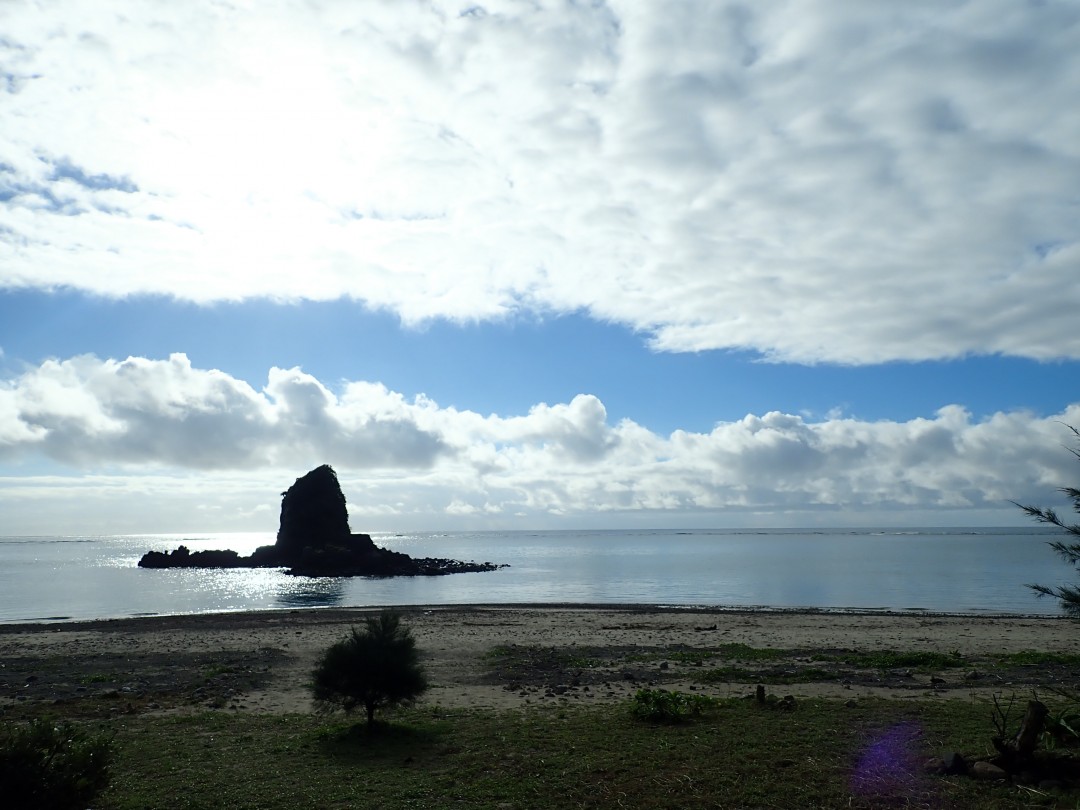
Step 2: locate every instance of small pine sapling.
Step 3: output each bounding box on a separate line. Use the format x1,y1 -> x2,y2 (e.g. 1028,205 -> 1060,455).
311,610 -> 428,725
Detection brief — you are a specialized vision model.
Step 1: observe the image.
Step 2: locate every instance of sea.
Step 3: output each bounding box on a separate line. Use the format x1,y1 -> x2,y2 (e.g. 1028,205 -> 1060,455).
0,527 -> 1072,624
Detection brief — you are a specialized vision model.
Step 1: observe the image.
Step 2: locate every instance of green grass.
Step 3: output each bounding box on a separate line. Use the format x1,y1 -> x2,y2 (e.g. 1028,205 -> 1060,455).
79,673 -> 114,684
629,688 -> 716,721
813,650 -> 967,671
627,644 -> 787,666
1000,651 -> 1080,668
89,697 -> 1073,809
713,642 -> 789,661
627,643 -> 788,662
200,663 -> 239,679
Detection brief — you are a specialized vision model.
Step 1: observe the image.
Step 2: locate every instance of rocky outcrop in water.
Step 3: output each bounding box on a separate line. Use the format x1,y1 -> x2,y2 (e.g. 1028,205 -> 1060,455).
275,465 -> 360,564
138,465 -> 505,577
137,546 -> 244,569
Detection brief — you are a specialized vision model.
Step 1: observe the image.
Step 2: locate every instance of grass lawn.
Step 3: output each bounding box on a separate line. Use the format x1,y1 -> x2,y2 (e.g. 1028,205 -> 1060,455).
88,695 -> 1078,809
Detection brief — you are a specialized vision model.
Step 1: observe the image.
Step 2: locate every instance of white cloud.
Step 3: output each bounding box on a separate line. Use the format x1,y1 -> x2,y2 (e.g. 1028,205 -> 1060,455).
0,353 -> 446,470
2,1 -> 1078,363
1,353 -> 1077,533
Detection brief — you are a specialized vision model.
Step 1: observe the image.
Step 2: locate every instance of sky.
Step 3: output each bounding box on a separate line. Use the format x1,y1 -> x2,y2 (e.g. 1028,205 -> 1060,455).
1,0 -> 1078,535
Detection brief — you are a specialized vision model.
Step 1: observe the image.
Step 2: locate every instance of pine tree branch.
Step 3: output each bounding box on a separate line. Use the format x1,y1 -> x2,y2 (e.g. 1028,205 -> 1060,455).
1047,540 -> 1080,565
1018,424 -> 1080,616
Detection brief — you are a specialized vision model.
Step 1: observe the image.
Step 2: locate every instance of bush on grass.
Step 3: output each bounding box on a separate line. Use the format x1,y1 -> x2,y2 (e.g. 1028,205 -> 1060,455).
630,688 -> 713,722
0,717 -> 113,810
312,610 -> 428,726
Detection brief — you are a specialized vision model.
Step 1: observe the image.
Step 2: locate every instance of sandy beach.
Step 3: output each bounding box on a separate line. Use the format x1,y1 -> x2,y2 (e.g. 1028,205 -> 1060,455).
2,606 -> 1078,718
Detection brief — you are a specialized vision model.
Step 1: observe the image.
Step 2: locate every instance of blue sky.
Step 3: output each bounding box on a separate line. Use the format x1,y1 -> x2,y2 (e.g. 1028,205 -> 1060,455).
1,1 -> 1078,534
1,289 -> 1076,436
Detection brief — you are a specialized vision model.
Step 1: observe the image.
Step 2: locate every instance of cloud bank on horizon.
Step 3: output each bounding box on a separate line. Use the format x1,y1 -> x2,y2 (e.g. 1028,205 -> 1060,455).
1,1 -> 1078,532
1,353 -> 1077,533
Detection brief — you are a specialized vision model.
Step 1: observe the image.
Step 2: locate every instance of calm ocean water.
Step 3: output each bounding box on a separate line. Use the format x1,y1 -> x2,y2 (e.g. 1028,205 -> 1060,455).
0,528 -> 1071,623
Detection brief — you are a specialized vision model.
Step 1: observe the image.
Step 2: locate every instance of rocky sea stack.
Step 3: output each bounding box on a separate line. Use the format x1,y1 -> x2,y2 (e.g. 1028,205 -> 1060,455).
139,465 -> 505,577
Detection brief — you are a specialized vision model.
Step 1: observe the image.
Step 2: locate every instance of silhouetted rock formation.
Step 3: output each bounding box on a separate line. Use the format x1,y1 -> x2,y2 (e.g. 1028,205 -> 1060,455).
138,546 -> 243,569
138,465 -> 505,577
276,465 -> 364,564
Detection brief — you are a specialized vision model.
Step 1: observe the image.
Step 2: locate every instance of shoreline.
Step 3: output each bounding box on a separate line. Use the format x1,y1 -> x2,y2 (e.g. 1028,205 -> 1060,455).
3,604 -> 1079,716
0,601 -> 1065,631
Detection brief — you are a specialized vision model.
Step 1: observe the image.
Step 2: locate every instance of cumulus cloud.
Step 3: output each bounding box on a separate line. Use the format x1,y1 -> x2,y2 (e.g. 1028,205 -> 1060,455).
1,1 -> 1078,363
0,353 -> 447,470
1,353 -> 1077,532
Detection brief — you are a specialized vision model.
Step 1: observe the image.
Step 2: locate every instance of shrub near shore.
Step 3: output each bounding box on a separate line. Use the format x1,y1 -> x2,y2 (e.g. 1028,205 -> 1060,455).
311,610 -> 429,726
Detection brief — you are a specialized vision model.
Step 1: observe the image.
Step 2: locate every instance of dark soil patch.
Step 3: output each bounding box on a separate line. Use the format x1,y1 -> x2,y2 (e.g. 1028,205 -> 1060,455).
1,647 -> 290,719
484,643 -> 1080,695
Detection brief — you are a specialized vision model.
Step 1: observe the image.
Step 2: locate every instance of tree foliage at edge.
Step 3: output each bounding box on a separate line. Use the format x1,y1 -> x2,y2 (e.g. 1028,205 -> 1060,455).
1016,425 -> 1080,617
